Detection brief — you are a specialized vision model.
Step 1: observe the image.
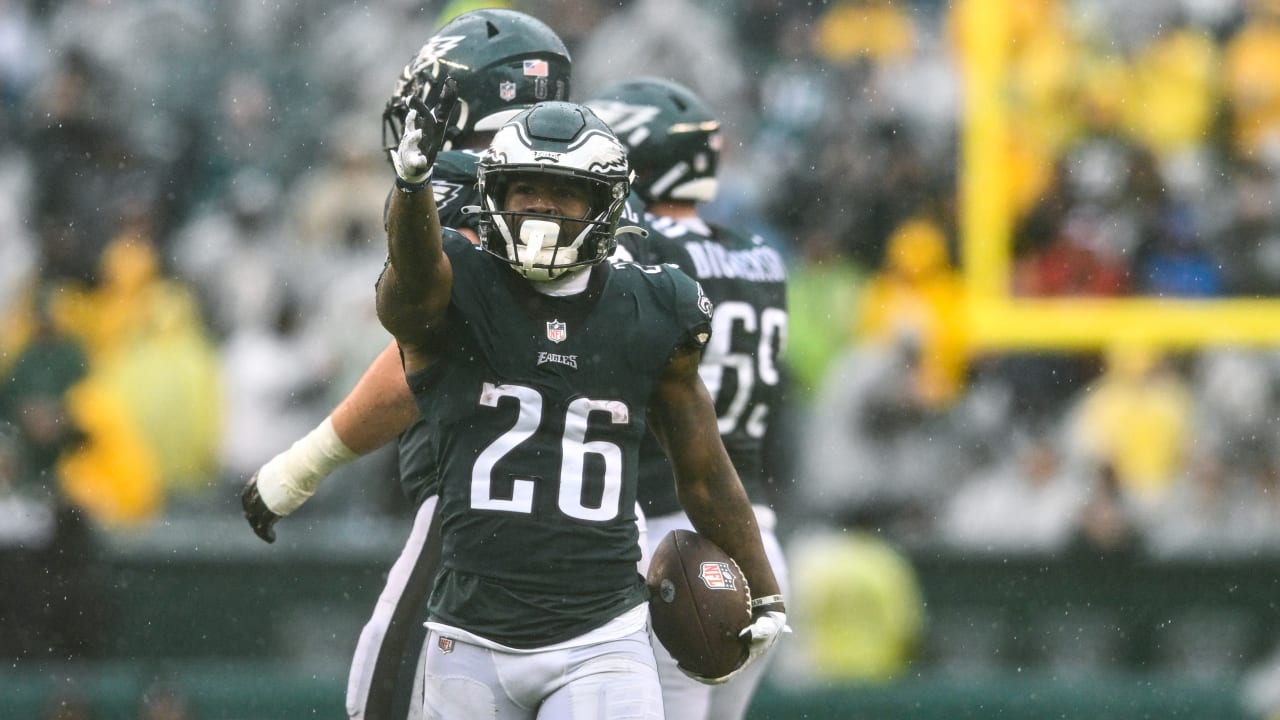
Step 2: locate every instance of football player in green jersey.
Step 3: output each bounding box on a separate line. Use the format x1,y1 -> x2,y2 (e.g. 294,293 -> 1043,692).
238,10 -> 578,719
240,10 -> 683,718
377,84 -> 785,718
588,79 -> 791,720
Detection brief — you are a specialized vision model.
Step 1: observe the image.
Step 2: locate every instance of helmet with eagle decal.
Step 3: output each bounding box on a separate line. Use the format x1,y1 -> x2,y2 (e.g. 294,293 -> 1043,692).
473,102 -> 632,282
587,77 -> 721,204
382,9 -> 571,154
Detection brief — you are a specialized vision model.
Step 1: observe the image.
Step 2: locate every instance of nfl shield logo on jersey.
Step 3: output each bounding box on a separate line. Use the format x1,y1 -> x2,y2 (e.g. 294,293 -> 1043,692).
437,637 -> 454,654
546,319 -> 567,343
698,561 -> 738,591
499,81 -> 517,102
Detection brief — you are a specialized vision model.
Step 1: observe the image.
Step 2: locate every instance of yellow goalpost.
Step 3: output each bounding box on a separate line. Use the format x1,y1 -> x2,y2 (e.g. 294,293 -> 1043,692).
958,0 -> 1280,350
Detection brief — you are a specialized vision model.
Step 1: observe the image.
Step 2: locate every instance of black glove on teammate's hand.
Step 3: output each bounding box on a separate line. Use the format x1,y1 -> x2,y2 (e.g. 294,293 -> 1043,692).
241,473 -> 280,544
391,76 -> 459,184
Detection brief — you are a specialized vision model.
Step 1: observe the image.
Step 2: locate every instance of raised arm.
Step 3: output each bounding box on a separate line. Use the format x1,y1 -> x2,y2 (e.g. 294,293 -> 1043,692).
376,78 -> 459,374
377,178 -> 450,373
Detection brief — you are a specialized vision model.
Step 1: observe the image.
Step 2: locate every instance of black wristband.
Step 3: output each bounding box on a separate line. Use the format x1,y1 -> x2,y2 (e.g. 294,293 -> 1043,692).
396,175 -> 430,193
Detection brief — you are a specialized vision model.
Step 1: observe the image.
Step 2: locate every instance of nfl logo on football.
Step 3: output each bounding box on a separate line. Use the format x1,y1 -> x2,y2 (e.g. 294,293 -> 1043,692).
698,561 -> 737,591
546,319 -> 567,343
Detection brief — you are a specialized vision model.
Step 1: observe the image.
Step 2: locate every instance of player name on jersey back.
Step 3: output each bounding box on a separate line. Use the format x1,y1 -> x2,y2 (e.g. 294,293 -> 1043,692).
683,239 -> 787,282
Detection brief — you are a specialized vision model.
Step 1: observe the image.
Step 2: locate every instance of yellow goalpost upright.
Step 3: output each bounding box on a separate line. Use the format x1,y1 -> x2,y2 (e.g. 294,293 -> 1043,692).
958,0 -> 1280,351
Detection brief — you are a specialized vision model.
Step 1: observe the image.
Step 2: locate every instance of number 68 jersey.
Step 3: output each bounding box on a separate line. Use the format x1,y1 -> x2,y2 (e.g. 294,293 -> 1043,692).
404,231 -> 713,650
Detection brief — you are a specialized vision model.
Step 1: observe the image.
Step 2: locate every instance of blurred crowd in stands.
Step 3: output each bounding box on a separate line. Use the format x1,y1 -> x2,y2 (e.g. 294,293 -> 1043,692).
4,0 -> 1280,705
787,0 -> 1280,562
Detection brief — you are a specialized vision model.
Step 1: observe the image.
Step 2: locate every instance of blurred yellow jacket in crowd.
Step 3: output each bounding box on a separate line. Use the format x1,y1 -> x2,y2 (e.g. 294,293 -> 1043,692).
1069,343 -> 1193,506
57,377 -> 161,528
1223,4 -> 1280,158
856,218 -> 968,408
816,0 -> 916,64
53,233 -> 222,510
1123,26 -> 1220,158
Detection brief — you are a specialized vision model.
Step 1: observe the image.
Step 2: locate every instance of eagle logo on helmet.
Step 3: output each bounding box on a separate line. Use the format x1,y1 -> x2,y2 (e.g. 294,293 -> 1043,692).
432,180 -> 464,208
408,34 -> 467,80
585,79 -> 722,205
474,102 -> 632,282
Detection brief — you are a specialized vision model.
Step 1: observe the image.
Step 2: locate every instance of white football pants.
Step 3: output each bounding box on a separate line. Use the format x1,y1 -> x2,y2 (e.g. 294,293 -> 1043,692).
418,625 -> 664,719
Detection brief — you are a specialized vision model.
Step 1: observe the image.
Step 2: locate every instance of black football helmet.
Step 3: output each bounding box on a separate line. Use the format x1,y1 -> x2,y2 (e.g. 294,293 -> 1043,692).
382,9 -> 571,154
473,101 -> 632,281
586,78 -> 721,204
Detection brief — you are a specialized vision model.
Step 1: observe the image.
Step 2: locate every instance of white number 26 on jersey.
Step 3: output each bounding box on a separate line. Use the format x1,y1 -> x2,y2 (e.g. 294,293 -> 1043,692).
471,382 -> 629,521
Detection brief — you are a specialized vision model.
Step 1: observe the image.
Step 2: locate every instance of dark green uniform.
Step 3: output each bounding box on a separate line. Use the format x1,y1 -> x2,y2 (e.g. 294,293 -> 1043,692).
404,231 -> 711,649
398,151 -> 660,504
634,218 -> 788,517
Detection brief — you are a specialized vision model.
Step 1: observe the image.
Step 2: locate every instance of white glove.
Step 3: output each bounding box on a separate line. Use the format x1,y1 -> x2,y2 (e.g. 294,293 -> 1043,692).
391,107 -> 432,184
740,609 -> 790,668
680,610 -> 790,686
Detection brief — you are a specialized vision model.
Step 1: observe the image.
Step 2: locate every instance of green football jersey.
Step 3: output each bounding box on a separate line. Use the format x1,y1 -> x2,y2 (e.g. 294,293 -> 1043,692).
635,218 -> 789,517
404,231 -> 712,649
396,152 -> 664,507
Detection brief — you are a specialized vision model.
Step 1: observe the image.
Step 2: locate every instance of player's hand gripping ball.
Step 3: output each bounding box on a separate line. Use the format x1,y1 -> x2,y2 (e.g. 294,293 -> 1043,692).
646,530 -> 751,682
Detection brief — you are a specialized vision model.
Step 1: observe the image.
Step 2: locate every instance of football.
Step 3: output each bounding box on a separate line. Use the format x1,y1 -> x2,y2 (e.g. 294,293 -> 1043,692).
646,529 -> 751,679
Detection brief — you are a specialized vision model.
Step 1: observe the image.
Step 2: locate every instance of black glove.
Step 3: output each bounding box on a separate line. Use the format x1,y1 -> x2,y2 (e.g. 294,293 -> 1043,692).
240,474 -> 280,544
391,76 -> 459,184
